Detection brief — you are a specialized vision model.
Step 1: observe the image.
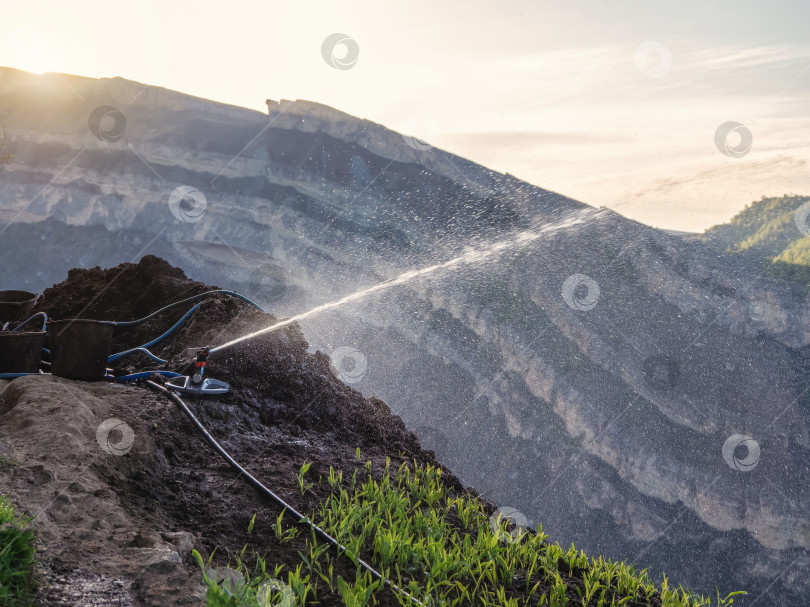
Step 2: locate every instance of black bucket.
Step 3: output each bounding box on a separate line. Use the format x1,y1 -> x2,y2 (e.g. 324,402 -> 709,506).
47,320 -> 115,380
0,291 -> 38,324
0,331 -> 45,373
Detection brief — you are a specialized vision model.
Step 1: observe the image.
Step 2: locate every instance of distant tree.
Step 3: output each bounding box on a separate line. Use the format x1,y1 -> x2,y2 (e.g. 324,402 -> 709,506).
0,121 -> 13,166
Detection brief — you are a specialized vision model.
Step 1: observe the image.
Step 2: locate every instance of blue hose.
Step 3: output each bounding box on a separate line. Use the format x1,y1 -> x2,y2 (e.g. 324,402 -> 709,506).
107,347 -> 168,365
113,370 -> 182,382
0,372 -> 47,379
11,312 -> 48,332
108,303 -> 202,363
114,290 -> 266,327
139,302 -> 203,349
0,371 -> 184,381
0,371 -> 184,382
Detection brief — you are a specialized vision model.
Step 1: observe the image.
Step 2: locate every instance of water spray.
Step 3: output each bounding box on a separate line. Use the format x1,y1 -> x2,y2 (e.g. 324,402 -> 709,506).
209,209 -> 603,354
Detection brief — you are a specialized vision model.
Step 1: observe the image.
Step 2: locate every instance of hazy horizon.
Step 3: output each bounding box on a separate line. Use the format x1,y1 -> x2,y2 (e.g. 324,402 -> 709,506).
3,0 -> 809,232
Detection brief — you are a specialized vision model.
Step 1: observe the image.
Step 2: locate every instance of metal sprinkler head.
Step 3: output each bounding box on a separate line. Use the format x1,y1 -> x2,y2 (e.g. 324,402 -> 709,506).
166,346 -> 230,396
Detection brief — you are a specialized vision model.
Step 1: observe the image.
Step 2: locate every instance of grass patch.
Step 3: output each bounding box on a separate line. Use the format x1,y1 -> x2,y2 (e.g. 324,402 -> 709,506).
0,458 -> 16,472
0,494 -> 36,606
195,460 -> 744,606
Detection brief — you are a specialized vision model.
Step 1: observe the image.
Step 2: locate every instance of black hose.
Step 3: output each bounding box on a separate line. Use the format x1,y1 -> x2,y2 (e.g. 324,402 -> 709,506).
144,380 -> 423,606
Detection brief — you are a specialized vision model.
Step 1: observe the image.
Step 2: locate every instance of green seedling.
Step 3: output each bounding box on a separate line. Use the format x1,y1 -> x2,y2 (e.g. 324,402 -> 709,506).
272,509 -> 300,543
296,462 -> 314,495
194,461 -> 743,607
327,466 -> 343,492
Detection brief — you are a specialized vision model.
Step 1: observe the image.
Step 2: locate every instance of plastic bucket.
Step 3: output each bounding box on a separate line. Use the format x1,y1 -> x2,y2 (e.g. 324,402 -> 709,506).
0,291 -> 38,324
47,320 -> 115,380
0,331 -> 45,373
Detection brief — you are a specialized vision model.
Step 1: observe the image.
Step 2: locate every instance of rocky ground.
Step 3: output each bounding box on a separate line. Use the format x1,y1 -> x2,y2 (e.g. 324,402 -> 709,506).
0,256 -> 472,606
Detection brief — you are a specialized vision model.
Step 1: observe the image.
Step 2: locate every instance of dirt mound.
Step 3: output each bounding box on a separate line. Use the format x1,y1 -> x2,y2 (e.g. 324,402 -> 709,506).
0,377 -> 203,605
3,256 -> 469,605
34,255 -> 206,324
33,255 -> 429,452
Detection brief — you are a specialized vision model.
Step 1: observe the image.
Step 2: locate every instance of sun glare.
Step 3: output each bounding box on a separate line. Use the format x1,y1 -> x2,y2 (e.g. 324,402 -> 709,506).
8,26 -> 55,74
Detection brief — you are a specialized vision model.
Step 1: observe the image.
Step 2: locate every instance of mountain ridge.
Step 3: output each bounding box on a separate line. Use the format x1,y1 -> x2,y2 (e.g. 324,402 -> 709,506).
1,69 -> 809,606
700,194 -> 810,283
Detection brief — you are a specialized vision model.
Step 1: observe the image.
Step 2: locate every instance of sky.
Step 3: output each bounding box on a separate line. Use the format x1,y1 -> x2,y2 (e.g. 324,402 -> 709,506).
2,0 -> 809,232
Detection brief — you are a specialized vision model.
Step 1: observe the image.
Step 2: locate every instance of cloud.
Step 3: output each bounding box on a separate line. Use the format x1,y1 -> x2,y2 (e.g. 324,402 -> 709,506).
486,43 -> 810,112
629,155 -> 809,199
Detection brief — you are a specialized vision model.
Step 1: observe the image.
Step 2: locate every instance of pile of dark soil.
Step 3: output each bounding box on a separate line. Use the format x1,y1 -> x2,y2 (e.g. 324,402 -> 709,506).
23,255 -> 475,605
33,255 -> 432,451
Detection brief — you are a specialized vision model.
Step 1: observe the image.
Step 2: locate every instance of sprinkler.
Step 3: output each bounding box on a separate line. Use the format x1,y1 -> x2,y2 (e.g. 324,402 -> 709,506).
166,347 -> 230,396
